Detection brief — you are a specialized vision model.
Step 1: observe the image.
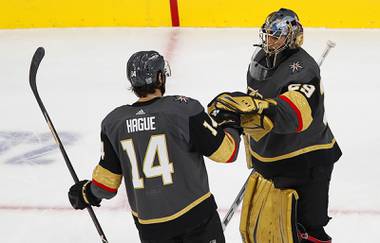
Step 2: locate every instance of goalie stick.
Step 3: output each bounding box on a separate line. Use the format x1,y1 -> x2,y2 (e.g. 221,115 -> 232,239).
222,40 -> 336,231
29,47 -> 109,243
318,40 -> 336,67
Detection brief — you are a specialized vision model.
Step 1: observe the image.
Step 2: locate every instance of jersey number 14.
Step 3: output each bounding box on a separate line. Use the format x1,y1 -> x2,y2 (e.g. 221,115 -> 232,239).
121,134 -> 174,189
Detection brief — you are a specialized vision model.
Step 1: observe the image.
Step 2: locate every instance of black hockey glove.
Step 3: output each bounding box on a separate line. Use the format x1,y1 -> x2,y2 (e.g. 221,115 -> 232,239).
207,104 -> 242,134
68,180 -> 102,210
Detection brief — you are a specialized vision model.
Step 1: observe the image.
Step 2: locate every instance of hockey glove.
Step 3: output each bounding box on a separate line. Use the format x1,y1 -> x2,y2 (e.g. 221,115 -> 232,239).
207,107 -> 242,134
208,91 -> 276,114
241,113 -> 274,141
68,180 -> 102,210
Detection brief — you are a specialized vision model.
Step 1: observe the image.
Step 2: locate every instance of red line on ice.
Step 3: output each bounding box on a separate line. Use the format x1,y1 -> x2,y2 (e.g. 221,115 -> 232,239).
1,205 -> 380,216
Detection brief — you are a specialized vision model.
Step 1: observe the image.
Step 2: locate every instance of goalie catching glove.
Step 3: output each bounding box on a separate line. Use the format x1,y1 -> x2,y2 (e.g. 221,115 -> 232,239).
68,180 -> 102,210
208,92 -> 276,141
207,92 -> 275,115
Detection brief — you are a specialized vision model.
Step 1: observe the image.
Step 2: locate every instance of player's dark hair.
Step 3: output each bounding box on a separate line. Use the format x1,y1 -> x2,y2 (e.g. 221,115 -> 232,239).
131,72 -> 166,97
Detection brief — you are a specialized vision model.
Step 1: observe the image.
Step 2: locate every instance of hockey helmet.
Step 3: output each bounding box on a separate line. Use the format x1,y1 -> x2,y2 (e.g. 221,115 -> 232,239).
127,50 -> 171,87
260,8 -> 303,54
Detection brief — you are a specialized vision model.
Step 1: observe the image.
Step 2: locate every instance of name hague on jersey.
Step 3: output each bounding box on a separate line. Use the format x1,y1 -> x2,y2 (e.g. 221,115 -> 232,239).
126,116 -> 157,133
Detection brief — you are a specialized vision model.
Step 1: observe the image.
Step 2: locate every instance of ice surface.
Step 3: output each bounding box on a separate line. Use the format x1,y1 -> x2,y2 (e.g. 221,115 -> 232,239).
0,27 -> 379,242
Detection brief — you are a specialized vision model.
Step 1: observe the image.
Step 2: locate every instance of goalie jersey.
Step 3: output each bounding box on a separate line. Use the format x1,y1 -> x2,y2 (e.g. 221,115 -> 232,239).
245,47 -> 342,178
89,96 -> 240,239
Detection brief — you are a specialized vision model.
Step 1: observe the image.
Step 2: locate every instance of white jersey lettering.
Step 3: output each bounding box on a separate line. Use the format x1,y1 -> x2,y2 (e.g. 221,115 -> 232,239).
126,116 -> 157,133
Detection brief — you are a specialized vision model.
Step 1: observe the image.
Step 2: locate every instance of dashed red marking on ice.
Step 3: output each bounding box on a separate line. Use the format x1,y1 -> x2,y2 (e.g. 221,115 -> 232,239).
1,205 -> 380,216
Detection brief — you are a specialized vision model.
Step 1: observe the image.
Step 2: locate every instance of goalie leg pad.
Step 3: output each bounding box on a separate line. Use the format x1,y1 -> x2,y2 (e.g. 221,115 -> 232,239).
240,172 -> 299,243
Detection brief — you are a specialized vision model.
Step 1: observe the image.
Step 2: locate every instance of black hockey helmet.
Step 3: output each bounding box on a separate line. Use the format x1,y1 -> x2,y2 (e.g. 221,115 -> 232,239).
260,8 -> 303,54
126,50 -> 171,87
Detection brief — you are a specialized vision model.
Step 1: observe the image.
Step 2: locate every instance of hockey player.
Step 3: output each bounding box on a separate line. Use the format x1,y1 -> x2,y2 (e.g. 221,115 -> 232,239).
68,51 -> 241,243
208,8 -> 342,243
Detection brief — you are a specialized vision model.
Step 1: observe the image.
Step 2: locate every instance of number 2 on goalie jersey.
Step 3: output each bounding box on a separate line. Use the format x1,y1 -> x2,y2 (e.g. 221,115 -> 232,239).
121,134 -> 174,189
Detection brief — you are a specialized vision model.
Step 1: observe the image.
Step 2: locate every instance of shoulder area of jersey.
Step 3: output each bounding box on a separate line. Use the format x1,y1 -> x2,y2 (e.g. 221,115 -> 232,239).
101,104 -> 130,122
285,48 -> 319,74
161,95 -> 203,115
163,95 -> 199,105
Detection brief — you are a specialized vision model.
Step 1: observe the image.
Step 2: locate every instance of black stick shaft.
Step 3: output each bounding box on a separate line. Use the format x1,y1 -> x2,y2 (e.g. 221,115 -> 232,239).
29,47 -> 109,243
222,169 -> 254,231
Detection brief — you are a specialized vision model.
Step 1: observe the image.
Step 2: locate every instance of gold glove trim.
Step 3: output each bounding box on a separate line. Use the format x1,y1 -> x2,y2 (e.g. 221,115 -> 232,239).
211,93 -> 275,114
82,181 -> 91,205
92,165 -> 122,192
241,114 -> 274,142
217,94 -> 259,113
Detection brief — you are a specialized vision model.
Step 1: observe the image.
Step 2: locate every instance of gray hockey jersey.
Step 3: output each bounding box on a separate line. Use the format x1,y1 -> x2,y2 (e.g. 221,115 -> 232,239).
245,48 -> 341,177
90,95 -> 240,224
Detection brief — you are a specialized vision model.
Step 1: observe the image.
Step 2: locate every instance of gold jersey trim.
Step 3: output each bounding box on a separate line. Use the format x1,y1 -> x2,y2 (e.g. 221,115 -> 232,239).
249,138 -> 336,162
132,192 -> 212,224
208,132 -> 236,163
280,91 -> 313,132
92,165 -> 122,190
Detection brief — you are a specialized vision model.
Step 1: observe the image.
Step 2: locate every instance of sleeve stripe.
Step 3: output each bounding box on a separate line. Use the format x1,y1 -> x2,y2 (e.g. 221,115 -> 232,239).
92,179 -> 118,193
226,132 -> 238,163
279,95 -> 303,132
208,131 -> 237,163
92,164 -> 122,192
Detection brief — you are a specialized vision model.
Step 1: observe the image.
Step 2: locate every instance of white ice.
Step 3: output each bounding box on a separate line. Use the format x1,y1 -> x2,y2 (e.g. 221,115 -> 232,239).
0,27 -> 379,242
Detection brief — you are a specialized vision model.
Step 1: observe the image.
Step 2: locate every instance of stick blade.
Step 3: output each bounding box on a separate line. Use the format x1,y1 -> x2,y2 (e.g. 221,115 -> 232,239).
327,40 -> 336,48
29,47 -> 45,90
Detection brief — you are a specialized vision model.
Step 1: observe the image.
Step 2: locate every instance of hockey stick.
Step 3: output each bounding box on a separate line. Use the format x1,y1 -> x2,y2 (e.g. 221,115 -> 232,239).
318,40 -> 336,67
29,47 -> 109,243
221,168 -> 254,231
222,40 -> 336,231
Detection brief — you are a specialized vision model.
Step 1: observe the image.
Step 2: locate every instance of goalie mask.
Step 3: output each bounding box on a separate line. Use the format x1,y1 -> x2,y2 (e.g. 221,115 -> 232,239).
127,50 -> 171,88
248,47 -> 275,81
260,8 -> 303,55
